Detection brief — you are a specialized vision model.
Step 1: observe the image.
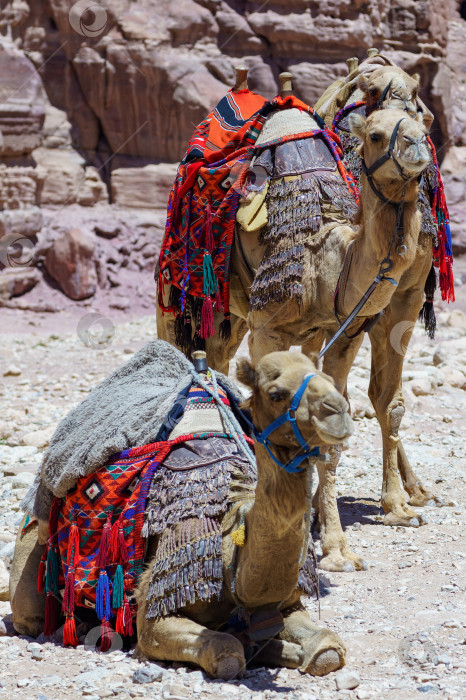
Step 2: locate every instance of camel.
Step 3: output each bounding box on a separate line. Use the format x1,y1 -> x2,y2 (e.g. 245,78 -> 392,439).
157,72 -> 433,571
11,351 -> 352,678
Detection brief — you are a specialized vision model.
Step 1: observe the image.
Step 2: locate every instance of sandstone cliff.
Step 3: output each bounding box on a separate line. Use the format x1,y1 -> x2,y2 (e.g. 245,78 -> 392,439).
0,0 -> 464,312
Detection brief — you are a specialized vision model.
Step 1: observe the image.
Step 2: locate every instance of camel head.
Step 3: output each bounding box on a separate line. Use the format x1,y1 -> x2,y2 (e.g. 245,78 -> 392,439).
357,67 -> 433,129
237,352 -> 352,452
349,108 -> 430,181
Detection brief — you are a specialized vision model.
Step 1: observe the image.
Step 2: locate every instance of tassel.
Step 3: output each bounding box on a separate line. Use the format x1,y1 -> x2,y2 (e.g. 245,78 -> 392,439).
203,203 -> 214,252
231,525 -> 246,547
112,565 -> 124,610
202,253 -> 218,296
96,513 -> 111,569
99,619 -> 113,652
123,595 -> 134,637
63,570 -> 75,614
108,515 -> 128,564
63,614 -> 79,647
96,570 -> 111,622
45,547 -> 60,595
49,498 -> 60,540
115,606 -> 125,636
199,297 -> 215,339
37,553 -> 46,595
418,300 -> 436,340
44,592 -> 59,637
219,315 -> 231,342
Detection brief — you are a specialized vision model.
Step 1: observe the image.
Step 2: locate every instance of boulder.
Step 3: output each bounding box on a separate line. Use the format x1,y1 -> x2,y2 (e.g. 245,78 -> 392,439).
111,163 -> 178,209
44,228 -> 97,300
0,207 -> 43,237
0,268 -> 40,299
33,148 -> 85,207
0,165 -> 38,209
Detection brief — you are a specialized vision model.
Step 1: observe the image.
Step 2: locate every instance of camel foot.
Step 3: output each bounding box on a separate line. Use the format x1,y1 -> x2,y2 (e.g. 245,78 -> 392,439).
383,509 -> 426,527
310,649 -> 342,676
319,549 -> 367,572
213,652 -> 245,680
407,485 -> 442,508
200,633 -> 246,680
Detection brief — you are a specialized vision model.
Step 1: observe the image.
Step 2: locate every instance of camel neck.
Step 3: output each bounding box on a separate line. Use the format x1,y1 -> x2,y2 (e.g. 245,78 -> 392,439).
342,176 -> 420,315
234,441 -> 309,609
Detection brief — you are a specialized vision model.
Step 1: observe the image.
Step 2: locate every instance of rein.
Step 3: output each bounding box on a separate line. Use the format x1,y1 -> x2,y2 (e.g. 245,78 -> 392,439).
243,373 -> 320,474
321,118 -> 413,358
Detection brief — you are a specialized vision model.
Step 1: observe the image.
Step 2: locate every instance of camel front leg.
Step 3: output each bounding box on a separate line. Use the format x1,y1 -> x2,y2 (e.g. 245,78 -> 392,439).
368,288 -> 434,526
316,333 -> 367,572
247,310 -> 294,365
10,517 -> 46,637
204,312 -> 248,374
316,452 -> 367,572
396,441 -> 442,507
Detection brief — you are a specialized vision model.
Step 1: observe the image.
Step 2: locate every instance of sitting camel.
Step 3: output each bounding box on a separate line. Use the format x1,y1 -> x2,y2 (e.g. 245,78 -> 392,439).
11,351 -> 352,679
158,89 -> 433,571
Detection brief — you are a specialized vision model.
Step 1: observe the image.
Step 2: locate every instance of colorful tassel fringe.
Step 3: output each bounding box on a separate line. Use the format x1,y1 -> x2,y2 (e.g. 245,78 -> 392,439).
99,619 -> 113,652
96,570 -> 111,622
63,614 -> 79,647
199,297 -> 215,339
202,253 -> 218,296
96,514 -> 112,569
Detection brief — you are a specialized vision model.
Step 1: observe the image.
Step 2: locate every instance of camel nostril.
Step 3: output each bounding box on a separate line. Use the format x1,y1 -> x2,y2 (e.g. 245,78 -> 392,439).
321,398 -> 348,415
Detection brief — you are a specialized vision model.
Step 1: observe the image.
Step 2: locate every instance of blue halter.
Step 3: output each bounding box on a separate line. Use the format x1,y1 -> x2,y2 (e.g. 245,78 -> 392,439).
247,373 -> 320,474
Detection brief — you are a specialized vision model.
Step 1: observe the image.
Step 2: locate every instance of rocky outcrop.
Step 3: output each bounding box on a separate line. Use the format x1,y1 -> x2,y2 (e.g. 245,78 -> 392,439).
0,0 -> 464,311
44,228 -> 97,300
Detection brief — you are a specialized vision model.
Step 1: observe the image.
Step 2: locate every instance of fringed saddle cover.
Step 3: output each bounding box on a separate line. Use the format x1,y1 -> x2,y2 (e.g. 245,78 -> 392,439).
143,436 -> 255,619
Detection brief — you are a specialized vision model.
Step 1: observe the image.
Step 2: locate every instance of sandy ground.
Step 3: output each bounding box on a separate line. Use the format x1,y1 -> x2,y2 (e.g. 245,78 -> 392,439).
0,294 -> 465,699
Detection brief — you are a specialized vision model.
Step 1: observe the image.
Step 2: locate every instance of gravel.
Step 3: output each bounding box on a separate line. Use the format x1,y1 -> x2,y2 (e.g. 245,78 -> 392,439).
0,304 -> 465,699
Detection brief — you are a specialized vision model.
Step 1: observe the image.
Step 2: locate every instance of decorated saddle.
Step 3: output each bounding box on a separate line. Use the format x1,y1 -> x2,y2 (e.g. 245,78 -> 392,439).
332,100 -> 455,336
157,88 -> 358,352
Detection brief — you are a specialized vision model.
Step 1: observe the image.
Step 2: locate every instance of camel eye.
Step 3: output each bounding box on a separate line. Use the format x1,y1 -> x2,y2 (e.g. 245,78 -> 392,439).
369,88 -> 378,96
370,132 -> 382,142
269,388 -> 289,402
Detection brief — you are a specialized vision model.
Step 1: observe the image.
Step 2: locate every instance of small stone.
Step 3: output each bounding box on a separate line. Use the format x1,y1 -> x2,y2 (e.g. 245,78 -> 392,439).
0,560 -> 9,602
17,678 -> 30,687
436,654 -> 451,665
442,619 -> 461,628
11,472 -> 36,488
335,670 -> 360,691
3,366 -> 21,377
417,685 -> 438,694
132,663 -> 166,684
162,682 -> 190,699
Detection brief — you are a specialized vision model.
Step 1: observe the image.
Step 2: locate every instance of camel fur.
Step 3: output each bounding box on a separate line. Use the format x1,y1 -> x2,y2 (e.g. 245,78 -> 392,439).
157,101 -> 432,573
11,351 -> 351,679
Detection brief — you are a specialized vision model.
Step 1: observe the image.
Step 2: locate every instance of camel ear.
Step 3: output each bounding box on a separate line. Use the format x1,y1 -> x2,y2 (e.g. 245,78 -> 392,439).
236,357 -> 256,388
411,72 -> 420,87
349,112 -> 366,140
357,74 -> 370,93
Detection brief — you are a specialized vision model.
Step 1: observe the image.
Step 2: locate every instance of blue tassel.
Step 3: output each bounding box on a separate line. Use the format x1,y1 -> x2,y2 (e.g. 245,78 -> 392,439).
96,570 -> 111,622
112,565 -> 124,610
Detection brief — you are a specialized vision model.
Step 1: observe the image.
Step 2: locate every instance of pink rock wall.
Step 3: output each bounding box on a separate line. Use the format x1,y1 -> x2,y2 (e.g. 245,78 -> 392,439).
0,0 -> 465,310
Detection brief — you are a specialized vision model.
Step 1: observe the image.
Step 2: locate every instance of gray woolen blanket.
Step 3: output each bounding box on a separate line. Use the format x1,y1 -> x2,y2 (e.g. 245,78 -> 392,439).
22,340 -> 243,521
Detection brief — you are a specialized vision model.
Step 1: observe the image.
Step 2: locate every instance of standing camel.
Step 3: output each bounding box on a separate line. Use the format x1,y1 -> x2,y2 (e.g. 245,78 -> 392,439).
11,351 -> 352,678
157,96 -> 432,571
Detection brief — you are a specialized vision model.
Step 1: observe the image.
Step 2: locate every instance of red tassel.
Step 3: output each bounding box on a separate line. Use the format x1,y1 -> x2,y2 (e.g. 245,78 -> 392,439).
199,297 -> 215,339
96,514 -> 111,569
109,514 -> 129,564
99,619 -> 113,652
63,614 -> 79,647
62,570 -> 75,614
203,203 -> 214,252
66,520 -> 80,570
115,606 -> 125,636
37,555 -> 46,595
44,592 -> 59,637
123,595 -> 134,637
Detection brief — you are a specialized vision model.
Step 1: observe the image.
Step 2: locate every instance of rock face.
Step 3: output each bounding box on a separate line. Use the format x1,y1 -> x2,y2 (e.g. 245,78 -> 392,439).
0,0 -> 464,310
